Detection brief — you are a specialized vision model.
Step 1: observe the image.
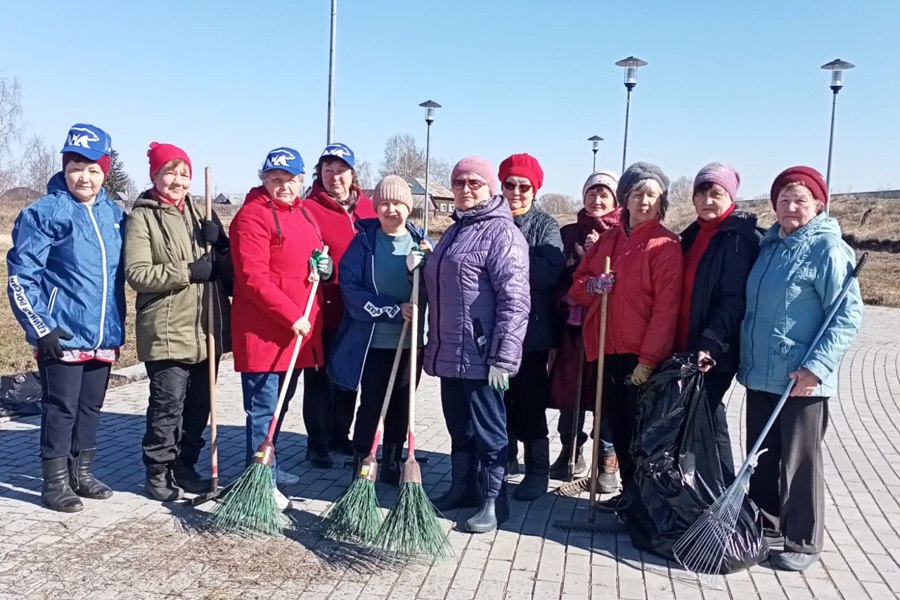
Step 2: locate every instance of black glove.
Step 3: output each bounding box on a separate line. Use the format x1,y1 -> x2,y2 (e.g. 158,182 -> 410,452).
189,253 -> 216,283
37,327 -> 74,360
199,219 -> 229,253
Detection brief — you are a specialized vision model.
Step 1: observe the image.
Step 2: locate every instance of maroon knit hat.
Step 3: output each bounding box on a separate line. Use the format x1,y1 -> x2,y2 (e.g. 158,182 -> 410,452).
770,166 -> 827,209
498,153 -> 544,194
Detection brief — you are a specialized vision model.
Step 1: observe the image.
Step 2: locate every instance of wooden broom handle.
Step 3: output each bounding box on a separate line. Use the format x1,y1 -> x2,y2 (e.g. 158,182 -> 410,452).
588,256 -> 611,519
204,167 -> 219,486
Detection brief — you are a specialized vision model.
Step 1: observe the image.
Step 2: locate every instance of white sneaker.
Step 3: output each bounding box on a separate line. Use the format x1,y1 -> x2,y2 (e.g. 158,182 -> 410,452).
273,487 -> 293,512
274,467 -> 300,485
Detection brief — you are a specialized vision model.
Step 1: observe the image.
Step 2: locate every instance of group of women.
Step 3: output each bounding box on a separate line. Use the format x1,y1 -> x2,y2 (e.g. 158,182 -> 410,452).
7,122 -> 863,572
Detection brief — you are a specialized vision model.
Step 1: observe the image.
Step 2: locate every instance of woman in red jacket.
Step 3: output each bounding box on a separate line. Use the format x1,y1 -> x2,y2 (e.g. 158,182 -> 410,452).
569,162 -> 683,514
230,147 -> 333,511
302,144 -> 376,468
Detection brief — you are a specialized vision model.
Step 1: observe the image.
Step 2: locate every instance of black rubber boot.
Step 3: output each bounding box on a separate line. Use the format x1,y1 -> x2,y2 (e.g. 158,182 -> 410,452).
465,464 -> 508,533
144,464 -> 184,502
380,444 -> 403,487
42,457 -> 83,513
68,448 -> 112,500
171,460 -> 212,494
507,438 -> 519,476
514,438 -> 550,501
431,451 -> 481,512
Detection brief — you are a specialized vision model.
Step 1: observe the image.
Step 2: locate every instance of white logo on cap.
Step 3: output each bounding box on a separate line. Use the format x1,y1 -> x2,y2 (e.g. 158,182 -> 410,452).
266,149 -> 296,168
323,145 -> 351,159
68,127 -> 100,149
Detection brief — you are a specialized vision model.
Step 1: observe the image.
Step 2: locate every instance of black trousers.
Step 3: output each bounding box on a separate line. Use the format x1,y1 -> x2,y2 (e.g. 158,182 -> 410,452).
704,371 -> 737,480
142,359 -> 215,467
39,358 -> 111,460
441,377 -> 508,471
746,390 -> 829,554
505,350 -> 550,443
352,347 -> 424,455
599,353 -> 640,489
303,330 -> 358,452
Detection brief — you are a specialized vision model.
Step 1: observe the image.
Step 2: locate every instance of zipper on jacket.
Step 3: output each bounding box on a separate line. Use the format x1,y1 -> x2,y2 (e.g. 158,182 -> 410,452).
183,206 -> 203,363
355,253 -> 379,385
48,287 -> 59,316
86,205 -> 108,350
745,247 -> 777,378
430,223 -> 463,374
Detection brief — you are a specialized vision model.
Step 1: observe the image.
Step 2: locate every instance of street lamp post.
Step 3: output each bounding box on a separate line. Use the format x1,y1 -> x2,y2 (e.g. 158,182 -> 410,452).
326,0 -> 338,144
587,135 -> 603,171
821,59 -> 855,210
615,56 -> 647,173
419,100 -> 441,236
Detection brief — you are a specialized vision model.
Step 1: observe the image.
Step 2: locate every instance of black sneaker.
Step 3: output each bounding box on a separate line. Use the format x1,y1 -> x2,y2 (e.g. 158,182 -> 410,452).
593,492 -> 631,514
306,448 -> 334,469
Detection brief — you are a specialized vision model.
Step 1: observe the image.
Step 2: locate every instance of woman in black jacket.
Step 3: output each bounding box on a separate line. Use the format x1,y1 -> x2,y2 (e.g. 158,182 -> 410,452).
498,153 -> 565,500
676,163 -> 761,480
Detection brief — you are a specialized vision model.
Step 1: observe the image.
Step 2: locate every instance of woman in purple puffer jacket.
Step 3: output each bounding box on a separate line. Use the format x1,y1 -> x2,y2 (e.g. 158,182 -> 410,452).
423,156 -> 531,534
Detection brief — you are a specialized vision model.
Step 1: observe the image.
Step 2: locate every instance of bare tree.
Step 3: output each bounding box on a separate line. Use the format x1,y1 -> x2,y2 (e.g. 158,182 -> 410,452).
378,133 -> 426,181
355,160 -> 374,189
428,157 -> 451,188
538,193 -> 580,215
19,135 -> 56,193
669,175 -> 693,205
0,73 -> 23,159
0,166 -> 16,194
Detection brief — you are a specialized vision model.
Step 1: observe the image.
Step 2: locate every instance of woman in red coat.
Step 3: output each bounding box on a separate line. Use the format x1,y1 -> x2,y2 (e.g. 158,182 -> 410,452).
230,147 -> 333,511
569,162 -> 683,514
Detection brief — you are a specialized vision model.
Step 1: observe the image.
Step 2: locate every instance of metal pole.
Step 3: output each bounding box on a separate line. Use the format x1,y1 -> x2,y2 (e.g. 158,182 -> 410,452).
423,122 -> 432,237
326,0 -> 337,144
825,89 -> 838,213
592,149 -> 597,172
622,88 -> 632,173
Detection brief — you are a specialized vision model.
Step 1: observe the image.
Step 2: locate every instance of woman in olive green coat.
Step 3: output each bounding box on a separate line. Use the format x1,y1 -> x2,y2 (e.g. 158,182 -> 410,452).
125,142 -> 232,501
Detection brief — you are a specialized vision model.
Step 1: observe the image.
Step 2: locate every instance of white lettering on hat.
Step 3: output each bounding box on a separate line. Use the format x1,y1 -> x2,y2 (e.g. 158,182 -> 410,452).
68,127 -> 100,149
324,146 -> 350,158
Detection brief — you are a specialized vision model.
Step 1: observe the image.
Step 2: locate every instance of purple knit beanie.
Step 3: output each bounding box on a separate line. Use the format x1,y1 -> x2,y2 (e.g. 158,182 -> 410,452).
694,162 -> 740,201
450,156 -> 497,196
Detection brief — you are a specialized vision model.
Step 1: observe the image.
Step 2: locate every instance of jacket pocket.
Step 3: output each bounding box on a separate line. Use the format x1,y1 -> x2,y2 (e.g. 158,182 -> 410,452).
472,318 -> 487,356
768,334 -> 809,383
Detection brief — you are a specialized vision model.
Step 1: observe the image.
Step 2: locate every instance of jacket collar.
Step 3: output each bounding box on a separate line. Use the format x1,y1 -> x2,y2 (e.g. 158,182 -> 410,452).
48,171 -> 113,208
452,194 -> 513,225
356,217 -> 425,249
763,211 -> 836,248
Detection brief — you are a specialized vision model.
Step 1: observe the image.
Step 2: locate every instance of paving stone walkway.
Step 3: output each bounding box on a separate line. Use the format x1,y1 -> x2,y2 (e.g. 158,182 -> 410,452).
1,307 -> 898,599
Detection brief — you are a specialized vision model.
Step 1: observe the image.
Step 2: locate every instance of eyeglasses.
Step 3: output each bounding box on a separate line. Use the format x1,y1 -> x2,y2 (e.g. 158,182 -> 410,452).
502,181 -> 533,193
452,178 -> 486,191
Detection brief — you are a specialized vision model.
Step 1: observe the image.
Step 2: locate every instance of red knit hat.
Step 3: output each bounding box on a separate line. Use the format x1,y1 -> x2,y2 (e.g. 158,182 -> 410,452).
498,153 -> 544,194
770,166 -> 827,209
62,152 -> 111,177
147,142 -> 192,179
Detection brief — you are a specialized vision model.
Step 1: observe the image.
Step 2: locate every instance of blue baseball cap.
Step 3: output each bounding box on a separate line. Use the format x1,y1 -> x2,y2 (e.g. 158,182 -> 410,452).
319,143 -> 355,169
60,123 -> 112,161
261,147 -> 305,176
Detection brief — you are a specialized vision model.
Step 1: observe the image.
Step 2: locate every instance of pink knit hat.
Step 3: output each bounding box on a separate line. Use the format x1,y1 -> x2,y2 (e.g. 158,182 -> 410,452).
450,156 -> 497,196
694,162 -> 740,202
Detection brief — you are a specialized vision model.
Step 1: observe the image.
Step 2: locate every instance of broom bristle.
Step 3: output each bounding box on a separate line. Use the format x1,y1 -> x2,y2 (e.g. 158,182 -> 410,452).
209,463 -> 285,536
320,478 -> 382,543
374,461 -> 451,560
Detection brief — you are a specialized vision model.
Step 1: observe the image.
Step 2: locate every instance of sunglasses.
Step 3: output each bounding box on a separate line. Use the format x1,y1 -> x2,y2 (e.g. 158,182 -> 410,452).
502,181 -> 533,193
452,178 -> 487,191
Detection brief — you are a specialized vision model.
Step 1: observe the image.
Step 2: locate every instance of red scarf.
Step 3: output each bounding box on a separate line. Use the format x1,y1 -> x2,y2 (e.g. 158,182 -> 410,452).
151,187 -> 185,212
676,203 -> 736,351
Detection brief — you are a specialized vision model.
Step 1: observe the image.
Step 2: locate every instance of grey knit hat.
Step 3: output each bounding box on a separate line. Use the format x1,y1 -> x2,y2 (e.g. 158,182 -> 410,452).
616,162 -> 670,204
373,175 -> 413,211
582,170 -> 619,201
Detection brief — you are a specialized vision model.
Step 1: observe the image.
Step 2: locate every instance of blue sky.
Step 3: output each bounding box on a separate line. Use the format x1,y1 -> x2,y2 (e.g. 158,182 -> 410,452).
1,0 -> 897,200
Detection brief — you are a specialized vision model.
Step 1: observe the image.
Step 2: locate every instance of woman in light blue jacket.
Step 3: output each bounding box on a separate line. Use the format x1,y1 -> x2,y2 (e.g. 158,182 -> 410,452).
738,166 -> 863,572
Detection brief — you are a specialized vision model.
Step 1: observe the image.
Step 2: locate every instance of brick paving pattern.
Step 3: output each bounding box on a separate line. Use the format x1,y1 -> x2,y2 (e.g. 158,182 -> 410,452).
1,306 -> 898,599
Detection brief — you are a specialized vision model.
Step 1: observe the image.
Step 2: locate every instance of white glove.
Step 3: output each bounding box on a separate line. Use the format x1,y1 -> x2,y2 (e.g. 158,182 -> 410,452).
406,248 -> 426,272
488,365 -> 510,392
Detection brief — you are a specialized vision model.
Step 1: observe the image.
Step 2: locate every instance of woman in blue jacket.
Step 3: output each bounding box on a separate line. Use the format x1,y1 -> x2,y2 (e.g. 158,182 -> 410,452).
7,124 -> 127,513
739,166 -> 863,572
329,175 -> 430,486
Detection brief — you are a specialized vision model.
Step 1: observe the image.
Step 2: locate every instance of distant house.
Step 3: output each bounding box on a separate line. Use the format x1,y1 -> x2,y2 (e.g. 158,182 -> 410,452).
409,177 -> 454,217
0,186 -> 42,204
213,193 -> 244,205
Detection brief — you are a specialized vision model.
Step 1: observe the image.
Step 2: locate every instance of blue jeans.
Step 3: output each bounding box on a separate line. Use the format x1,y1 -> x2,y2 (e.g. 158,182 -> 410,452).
241,371 -> 301,471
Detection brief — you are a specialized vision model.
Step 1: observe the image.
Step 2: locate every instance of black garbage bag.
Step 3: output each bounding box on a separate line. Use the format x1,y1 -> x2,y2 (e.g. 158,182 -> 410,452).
0,371 -> 42,418
623,354 -> 768,573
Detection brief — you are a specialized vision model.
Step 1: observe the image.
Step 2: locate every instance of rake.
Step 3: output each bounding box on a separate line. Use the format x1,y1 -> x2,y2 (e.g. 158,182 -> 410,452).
673,252 -> 868,584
